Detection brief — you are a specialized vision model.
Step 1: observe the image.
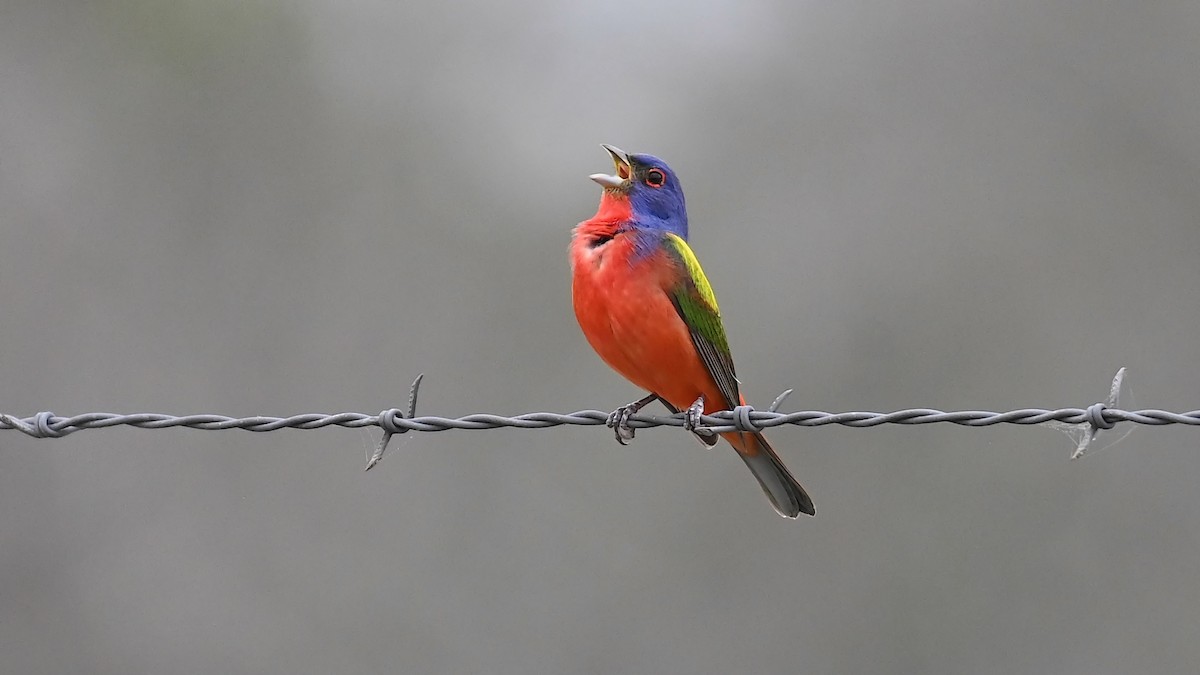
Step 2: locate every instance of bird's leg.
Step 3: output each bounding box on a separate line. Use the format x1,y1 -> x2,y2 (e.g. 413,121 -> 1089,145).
683,395 -> 715,438
607,393 -> 658,445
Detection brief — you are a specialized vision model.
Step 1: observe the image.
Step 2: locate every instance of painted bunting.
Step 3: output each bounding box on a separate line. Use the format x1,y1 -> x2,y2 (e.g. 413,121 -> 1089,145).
569,145 -> 815,518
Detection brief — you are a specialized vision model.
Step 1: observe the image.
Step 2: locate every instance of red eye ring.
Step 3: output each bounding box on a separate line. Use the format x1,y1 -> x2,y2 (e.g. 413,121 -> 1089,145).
645,168 -> 666,188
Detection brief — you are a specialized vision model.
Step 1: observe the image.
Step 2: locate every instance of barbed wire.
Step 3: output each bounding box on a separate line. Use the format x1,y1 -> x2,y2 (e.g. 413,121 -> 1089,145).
1,368 -> 1192,466
6,404 -> 1197,433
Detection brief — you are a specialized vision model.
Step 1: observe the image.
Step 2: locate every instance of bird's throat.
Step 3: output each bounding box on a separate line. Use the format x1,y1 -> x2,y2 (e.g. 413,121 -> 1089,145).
574,193 -> 630,250
590,190 -> 633,225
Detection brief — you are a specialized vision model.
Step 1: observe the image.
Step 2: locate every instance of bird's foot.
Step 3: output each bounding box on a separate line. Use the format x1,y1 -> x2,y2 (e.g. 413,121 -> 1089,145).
606,393 -> 658,446
683,395 -> 715,438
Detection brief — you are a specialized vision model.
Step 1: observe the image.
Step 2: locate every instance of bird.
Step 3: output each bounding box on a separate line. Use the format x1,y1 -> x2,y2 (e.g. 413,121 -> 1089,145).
569,144 -> 815,518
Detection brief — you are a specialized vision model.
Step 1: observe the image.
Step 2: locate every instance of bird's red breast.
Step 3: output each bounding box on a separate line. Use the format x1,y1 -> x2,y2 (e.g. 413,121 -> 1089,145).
570,205 -> 726,414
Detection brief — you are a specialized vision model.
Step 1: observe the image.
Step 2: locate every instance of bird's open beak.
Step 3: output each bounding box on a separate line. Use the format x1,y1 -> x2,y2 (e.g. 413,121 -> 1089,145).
589,144 -> 632,188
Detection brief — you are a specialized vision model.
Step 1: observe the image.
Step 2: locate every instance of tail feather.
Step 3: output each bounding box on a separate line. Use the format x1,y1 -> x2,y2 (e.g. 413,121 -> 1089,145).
726,431 -> 815,518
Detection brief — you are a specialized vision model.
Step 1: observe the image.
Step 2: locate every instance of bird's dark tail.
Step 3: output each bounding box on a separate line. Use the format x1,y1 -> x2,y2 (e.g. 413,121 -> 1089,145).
725,431 -> 815,518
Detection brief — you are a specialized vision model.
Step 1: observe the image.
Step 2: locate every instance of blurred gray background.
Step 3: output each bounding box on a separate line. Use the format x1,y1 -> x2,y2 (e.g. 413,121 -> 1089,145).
2,1 -> 1198,673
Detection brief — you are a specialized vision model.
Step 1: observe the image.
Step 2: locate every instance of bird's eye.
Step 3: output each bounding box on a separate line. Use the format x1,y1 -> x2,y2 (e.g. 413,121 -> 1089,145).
645,169 -> 666,187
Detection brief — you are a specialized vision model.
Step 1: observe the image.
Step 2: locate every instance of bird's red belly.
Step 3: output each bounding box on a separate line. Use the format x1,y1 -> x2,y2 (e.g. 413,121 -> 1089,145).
571,239 -> 721,411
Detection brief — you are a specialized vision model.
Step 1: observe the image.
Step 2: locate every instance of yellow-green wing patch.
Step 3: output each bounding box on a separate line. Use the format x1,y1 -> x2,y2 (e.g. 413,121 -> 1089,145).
662,233 -> 740,409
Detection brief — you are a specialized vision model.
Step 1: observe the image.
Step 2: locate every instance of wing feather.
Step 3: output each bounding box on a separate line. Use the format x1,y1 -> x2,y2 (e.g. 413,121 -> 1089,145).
661,233 -> 741,410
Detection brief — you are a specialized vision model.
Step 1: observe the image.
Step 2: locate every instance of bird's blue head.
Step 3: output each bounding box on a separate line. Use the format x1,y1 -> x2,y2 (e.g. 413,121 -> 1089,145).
589,144 -> 689,239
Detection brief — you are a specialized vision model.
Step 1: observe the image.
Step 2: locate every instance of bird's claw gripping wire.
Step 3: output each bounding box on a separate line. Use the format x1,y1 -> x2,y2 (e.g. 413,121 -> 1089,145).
607,393 -> 658,445
365,374 -> 424,470
683,395 -> 715,437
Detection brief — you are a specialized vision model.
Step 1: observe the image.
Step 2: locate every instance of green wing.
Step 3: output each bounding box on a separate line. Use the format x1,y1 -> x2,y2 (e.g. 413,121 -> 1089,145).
661,232 -> 741,410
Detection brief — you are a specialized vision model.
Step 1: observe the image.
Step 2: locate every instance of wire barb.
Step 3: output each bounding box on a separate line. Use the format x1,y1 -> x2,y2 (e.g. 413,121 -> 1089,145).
365,373 -> 424,471
1041,367 -> 1135,459
767,389 -> 795,413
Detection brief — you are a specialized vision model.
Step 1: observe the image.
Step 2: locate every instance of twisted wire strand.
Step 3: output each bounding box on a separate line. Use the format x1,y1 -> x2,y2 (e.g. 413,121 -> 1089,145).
4,406 -> 1199,438
2,368 -> 1187,463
